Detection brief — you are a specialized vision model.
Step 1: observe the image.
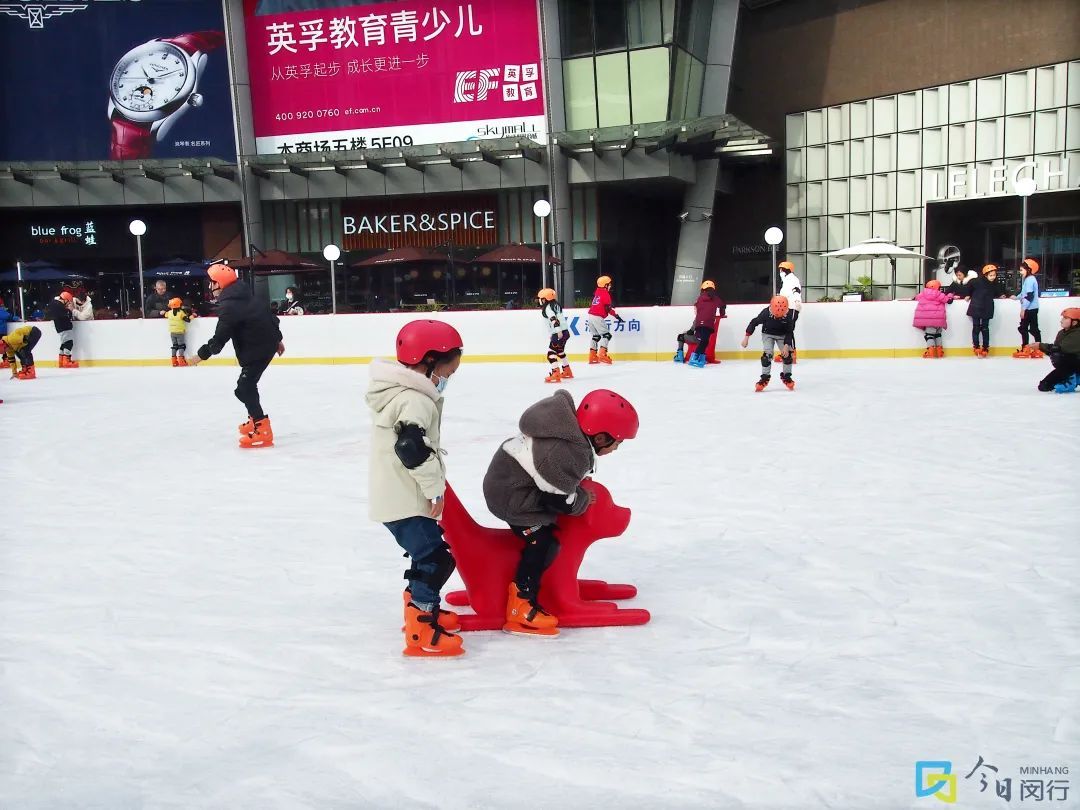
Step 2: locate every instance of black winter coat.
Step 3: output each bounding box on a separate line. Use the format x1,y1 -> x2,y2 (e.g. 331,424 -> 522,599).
197,283 -> 282,366
45,299 -> 73,332
745,306 -> 794,341
942,281 -> 968,298
965,275 -> 1004,319
144,292 -> 171,317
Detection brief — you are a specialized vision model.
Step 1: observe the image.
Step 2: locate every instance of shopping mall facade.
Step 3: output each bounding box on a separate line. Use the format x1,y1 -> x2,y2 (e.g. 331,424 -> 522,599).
1,0 -> 1077,315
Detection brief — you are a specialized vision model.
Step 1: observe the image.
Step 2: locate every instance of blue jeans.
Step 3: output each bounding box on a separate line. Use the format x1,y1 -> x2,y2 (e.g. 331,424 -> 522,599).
384,516 -> 446,609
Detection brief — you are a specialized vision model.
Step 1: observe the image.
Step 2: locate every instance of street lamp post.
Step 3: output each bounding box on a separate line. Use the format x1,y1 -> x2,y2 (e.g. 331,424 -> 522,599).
1015,177 -> 1037,265
323,244 -> 342,314
129,219 -> 147,316
764,226 -> 784,295
533,199 -> 552,295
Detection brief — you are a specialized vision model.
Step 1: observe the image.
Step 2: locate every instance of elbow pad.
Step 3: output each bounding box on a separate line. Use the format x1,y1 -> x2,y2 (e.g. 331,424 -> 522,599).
394,422 -> 433,469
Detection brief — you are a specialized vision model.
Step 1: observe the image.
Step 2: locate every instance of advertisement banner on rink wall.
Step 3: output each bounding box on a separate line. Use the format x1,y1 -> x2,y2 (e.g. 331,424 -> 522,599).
243,0 -> 546,155
0,0 -> 234,161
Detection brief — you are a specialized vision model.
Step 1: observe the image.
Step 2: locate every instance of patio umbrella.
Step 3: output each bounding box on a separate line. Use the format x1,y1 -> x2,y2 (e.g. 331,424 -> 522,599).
821,237 -> 930,298
144,258 -> 210,278
0,261 -> 91,282
474,244 -> 561,265
354,246 -> 456,267
228,249 -> 323,273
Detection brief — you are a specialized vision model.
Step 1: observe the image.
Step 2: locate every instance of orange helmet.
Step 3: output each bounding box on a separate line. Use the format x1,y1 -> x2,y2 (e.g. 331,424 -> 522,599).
769,295 -> 790,318
168,297 -> 183,309
778,261 -> 795,272
926,280 -> 941,289
537,288 -> 556,301
596,275 -> 612,288
59,291 -> 73,302
1020,257 -> 1039,274
981,264 -> 998,276
700,280 -> 716,291
207,262 -> 238,289
1062,307 -> 1080,322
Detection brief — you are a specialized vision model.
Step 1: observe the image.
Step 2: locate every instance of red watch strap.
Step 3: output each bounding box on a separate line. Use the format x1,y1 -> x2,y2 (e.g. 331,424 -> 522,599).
110,116 -> 154,160
162,30 -> 225,54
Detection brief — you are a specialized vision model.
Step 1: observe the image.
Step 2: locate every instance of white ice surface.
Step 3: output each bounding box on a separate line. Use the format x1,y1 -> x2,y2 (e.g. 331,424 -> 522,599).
2,359 -> 1078,809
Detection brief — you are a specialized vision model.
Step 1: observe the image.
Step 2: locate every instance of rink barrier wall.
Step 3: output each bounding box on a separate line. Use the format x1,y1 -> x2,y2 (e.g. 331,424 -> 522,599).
8,298 -> 1079,366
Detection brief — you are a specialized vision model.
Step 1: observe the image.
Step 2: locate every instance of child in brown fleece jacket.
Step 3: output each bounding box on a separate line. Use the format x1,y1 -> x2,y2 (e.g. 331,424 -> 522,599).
483,388 -> 639,636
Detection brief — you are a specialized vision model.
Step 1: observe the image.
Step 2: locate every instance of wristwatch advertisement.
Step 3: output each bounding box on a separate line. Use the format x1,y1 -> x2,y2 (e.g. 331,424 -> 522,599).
0,1 -> 233,162
108,31 -> 226,160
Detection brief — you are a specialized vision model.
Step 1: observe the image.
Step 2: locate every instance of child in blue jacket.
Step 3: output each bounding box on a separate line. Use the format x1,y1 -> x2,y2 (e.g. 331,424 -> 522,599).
1014,258 -> 1043,357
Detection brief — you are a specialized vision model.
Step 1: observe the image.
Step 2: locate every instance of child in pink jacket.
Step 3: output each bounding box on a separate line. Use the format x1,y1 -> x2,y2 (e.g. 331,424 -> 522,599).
913,280 -> 954,357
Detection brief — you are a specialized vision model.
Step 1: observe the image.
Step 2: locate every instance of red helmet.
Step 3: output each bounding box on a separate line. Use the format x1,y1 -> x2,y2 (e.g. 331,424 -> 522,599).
396,319 -> 463,365
926,280 -> 941,289
576,389 -> 639,441
207,262 -> 238,289
769,295 -> 789,318
59,291 -> 73,302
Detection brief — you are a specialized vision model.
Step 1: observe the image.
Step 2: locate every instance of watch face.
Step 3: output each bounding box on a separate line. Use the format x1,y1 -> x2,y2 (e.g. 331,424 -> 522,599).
110,42 -> 191,115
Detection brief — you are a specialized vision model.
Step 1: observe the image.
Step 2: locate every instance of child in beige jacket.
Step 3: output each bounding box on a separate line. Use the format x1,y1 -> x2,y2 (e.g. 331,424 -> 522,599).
366,320 -> 464,657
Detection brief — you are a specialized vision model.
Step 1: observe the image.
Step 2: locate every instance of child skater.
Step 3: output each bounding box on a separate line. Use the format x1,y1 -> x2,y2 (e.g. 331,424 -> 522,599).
741,295 -> 795,391
2,324 -> 42,380
680,280 -> 726,368
966,264 -> 1005,357
1013,258 -> 1044,358
367,320 -> 465,657
537,288 -> 572,383
483,388 -> 638,637
1035,307 -> 1080,392
912,280 -> 954,357
167,297 -> 194,366
588,275 -> 623,364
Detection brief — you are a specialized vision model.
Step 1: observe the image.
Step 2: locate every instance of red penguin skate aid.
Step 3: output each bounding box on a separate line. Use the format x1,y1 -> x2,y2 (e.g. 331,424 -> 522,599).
441,479 -> 650,630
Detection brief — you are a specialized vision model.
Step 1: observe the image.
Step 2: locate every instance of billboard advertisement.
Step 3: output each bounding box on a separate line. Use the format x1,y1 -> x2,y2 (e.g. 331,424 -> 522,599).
244,0 -> 546,155
0,0 -> 234,162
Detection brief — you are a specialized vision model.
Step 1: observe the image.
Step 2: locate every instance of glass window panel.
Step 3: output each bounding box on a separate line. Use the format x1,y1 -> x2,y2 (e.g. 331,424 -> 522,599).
850,101 -> 869,138
806,109 -> 825,145
806,146 -> 827,182
873,135 -> 896,173
1068,150 -> 1080,187
806,181 -> 824,216
1006,69 -> 1036,114
690,0 -> 712,60
685,57 -> 705,118
1004,114 -> 1033,157
1067,107 -> 1080,150
872,173 -> 895,210
787,219 -> 804,252
669,47 -> 691,119
976,76 -> 1004,119
850,138 -> 871,175
975,118 -> 1004,161
827,142 -> 847,178
787,113 -> 806,149
661,0 -> 675,42
922,168 -> 945,202
805,217 -> 822,252
827,215 -> 848,250
827,180 -> 848,214
948,123 -> 973,164
897,208 -> 920,246
897,170 -> 919,208
627,0 -> 663,46
950,81 -> 975,122
850,176 -> 869,212
897,92 -> 921,131
675,0 -> 693,50
850,213 -> 871,244
629,48 -> 669,123
924,86 -> 948,128
873,96 -> 896,135
1036,64 -> 1067,109
1035,109 -> 1064,153
593,0 -> 627,51
805,253 -> 826,286
563,58 -> 598,130
595,52 -> 630,126
786,184 -> 802,218
827,106 -> 848,141
897,131 -> 920,170
786,148 -> 804,182
560,0 -> 594,56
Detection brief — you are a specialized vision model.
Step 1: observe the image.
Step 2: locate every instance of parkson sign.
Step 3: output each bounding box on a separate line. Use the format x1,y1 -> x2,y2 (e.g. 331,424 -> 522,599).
925,156 -> 1075,201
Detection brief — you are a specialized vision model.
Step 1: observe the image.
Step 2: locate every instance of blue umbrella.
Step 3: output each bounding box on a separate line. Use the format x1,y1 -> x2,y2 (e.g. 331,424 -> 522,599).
144,258 -> 210,279
0,261 -> 90,282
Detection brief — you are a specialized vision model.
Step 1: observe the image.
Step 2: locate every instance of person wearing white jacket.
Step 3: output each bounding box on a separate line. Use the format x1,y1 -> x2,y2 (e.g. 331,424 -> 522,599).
71,291 -> 94,321
366,319 -> 465,658
777,260 -> 803,362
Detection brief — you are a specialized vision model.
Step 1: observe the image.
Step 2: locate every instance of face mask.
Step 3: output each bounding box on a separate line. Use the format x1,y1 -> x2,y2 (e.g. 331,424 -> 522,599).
433,374 -> 449,393
286,293 -> 294,301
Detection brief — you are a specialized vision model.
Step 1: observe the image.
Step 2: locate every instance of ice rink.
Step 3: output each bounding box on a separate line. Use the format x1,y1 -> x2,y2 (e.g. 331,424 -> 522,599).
2,358 -> 1078,809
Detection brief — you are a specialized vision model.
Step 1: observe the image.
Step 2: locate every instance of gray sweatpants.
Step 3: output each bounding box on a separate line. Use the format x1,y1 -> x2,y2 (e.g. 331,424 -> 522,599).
922,326 -> 943,348
57,329 -> 73,356
762,334 -> 791,376
588,315 -> 611,350
171,333 -> 187,356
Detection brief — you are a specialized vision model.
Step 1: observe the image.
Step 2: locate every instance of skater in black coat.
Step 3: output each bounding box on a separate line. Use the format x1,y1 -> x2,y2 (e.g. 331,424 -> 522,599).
966,264 -> 1007,356
45,290 -> 79,368
190,264 -> 285,448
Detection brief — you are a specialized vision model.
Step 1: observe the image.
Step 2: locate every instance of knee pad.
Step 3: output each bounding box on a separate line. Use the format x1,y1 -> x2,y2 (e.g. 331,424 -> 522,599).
405,542 -> 456,591
177,342 -> 186,352
547,349 -> 559,363
60,340 -> 73,352
761,352 -> 771,365
591,333 -> 602,347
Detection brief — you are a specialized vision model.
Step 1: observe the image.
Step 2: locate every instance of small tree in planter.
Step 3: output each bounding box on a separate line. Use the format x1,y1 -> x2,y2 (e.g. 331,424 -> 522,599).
842,274 -> 875,301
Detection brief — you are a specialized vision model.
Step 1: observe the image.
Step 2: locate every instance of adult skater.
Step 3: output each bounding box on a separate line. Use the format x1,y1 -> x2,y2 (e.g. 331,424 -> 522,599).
190,263 -> 284,448
777,260 -> 803,363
